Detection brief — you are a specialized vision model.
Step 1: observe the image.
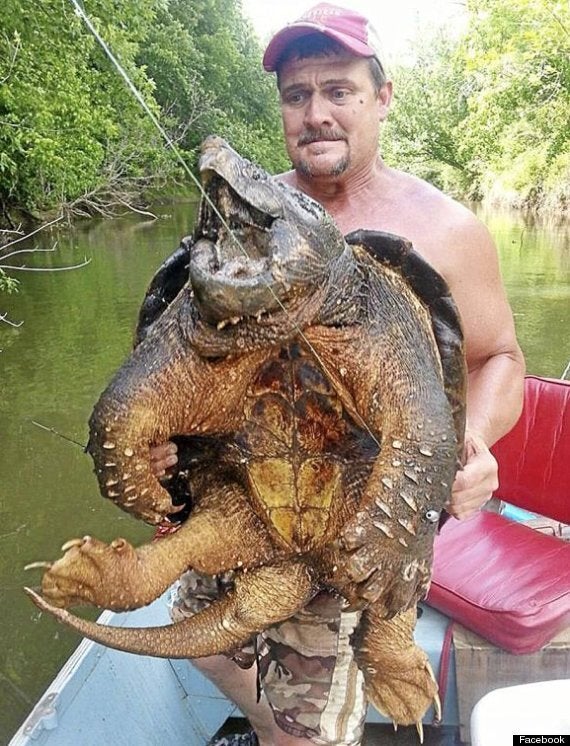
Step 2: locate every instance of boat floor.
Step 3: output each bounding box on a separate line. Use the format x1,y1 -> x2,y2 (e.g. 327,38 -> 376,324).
10,599 -> 463,745
216,718 -> 463,744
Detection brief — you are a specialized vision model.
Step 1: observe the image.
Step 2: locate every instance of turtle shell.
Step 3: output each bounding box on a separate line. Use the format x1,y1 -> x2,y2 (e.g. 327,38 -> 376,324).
135,237 -> 192,346
345,229 -> 466,456
229,343 -> 376,552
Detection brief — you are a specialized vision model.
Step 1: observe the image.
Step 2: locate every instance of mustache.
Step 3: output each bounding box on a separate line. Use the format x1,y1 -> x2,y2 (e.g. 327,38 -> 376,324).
297,128 -> 347,146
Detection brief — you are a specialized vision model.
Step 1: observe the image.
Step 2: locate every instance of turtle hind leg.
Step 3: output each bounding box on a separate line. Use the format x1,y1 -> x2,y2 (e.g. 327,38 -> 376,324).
352,604 -> 440,740
27,559 -> 318,659
30,477 -> 278,612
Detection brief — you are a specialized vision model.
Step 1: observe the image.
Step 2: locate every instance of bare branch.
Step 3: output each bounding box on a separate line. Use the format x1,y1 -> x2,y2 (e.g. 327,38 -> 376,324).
116,200 -> 158,219
62,134 -> 173,220
1,241 -> 91,273
1,257 -> 91,272
0,312 -> 23,327
0,224 -> 23,237
0,244 -> 62,263
1,242 -> 89,332
0,216 -> 65,254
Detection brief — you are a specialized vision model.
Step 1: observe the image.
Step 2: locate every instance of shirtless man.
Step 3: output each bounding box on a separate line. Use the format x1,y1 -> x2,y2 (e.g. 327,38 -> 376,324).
151,5 -> 525,745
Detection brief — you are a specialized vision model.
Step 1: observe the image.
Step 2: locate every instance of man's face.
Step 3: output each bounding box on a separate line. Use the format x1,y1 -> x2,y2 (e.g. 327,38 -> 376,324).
278,53 -> 390,180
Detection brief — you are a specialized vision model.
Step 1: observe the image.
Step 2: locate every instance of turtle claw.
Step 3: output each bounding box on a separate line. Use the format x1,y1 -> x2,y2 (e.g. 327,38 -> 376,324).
24,561 -> 53,571
353,607 -> 439,732
433,690 -> 442,723
61,538 -> 84,552
424,660 -> 442,722
416,721 -> 424,743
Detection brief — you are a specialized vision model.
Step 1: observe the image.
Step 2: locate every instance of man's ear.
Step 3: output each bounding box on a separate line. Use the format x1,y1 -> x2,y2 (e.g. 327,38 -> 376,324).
377,81 -> 393,121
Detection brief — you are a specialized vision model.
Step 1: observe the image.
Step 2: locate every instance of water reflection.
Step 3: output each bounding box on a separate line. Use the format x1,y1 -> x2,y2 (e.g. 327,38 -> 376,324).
0,202 -> 568,741
0,204 -> 199,742
478,205 -> 570,377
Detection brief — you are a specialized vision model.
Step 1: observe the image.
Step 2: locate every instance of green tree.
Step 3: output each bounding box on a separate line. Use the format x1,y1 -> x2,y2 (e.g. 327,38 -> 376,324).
138,0 -> 288,170
0,0 -> 288,226
458,0 -> 570,208
383,0 -> 569,211
382,31 -> 472,196
0,0 -> 176,220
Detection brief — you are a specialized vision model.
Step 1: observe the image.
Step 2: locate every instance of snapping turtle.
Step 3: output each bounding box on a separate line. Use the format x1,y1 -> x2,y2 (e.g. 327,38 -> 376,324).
27,136 -> 466,732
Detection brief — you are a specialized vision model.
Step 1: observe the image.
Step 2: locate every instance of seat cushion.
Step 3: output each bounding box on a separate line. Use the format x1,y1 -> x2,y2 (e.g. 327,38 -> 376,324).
490,376 -> 570,523
426,511 -> 570,653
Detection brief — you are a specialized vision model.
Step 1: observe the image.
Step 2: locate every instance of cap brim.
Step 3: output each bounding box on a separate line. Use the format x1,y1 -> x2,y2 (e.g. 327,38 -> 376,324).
262,23 -> 376,72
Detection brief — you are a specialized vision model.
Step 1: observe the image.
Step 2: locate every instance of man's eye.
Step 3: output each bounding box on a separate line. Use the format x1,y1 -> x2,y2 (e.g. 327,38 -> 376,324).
285,92 -> 305,105
332,89 -> 348,101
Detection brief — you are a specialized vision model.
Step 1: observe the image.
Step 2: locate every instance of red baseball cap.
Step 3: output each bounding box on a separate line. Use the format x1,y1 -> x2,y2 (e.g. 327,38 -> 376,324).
262,3 -> 382,72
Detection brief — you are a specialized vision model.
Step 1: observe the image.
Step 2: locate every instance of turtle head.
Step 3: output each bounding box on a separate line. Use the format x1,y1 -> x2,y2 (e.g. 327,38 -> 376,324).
189,136 -> 347,325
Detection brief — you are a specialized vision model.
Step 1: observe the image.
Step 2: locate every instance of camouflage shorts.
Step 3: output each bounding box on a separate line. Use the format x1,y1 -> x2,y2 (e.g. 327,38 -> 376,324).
169,570 -> 367,745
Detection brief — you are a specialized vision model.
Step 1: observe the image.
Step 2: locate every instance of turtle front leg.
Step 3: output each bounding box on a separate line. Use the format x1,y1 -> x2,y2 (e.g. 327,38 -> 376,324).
28,477 -> 277,611
352,604 -> 439,741
307,326 -> 460,619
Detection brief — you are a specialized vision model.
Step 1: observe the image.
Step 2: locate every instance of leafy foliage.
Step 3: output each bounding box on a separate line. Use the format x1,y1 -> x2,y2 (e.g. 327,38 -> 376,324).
0,0 -> 164,217
138,0 -> 287,168
0,0 -> 286,228
0,268 -> 19,294
2,0 -> 567,228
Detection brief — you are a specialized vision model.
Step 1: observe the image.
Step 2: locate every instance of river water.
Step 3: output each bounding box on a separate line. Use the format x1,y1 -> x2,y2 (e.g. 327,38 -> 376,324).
1,202 -> 569,741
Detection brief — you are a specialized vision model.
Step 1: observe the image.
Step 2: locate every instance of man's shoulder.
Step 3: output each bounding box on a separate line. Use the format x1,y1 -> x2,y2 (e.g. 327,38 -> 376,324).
379,167 -> 490,257
388,167 -> 475,224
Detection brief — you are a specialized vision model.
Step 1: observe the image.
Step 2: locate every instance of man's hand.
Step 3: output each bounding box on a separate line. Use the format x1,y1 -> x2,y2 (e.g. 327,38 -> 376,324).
149,441 -> 178,478
448,432 -> 499,520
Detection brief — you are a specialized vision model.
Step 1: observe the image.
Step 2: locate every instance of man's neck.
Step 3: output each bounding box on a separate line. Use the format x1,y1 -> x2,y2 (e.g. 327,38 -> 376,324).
279,155 -> 390,233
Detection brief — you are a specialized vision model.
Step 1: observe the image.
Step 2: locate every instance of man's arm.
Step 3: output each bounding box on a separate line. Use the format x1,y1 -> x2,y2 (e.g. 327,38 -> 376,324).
451,355 -> 525,520
443,214 -> 526,519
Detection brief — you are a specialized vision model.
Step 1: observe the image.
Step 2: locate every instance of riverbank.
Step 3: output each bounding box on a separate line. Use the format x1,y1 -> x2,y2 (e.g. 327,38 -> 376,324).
480,173 -> 569,218
2,175 -> 569,244
1,184 -> 200,240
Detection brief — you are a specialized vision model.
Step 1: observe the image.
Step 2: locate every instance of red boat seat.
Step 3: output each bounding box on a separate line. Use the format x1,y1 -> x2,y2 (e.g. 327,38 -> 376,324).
427,375 -> 570,653
491,375 -> 570,524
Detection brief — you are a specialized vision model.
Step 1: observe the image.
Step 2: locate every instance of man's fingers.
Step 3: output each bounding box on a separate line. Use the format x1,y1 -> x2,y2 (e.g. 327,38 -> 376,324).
447,494 -> 489,520
149,441 -> 178,477
150,441 -> 178,462
449,431 -> 498,520
451,468 -> 469,493
160,453 -> 178,469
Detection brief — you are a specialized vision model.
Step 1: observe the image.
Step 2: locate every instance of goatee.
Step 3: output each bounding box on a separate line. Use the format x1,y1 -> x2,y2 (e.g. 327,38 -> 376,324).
295,156 -> 350,178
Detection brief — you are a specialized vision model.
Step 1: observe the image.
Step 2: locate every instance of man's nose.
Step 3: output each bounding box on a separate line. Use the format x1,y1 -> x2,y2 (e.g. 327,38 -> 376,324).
303,94 -> 332,128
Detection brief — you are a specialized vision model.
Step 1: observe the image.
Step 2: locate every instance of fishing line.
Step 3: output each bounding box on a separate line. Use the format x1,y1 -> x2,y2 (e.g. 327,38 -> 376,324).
30,420 -> 87,450
69,0 -> 382,449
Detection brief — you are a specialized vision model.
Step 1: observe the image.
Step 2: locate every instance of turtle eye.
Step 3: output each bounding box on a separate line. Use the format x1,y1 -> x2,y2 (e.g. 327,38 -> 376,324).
425,509 -> 440,523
